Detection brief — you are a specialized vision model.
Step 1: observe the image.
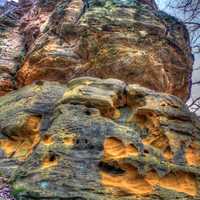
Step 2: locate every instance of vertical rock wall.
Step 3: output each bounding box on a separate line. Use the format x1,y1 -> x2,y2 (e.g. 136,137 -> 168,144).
0,1 -> 24,95
0,0 -> 194,101
0,78 -> 199,199
0,1 -> 199,200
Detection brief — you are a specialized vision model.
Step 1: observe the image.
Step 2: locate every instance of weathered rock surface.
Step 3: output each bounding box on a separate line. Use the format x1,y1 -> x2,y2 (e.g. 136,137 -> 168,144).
0,0 -> 198,199
14,0 -> 193,102
0,1 -> 24,96
0,77 -> 199,199
0,0 -> 34,97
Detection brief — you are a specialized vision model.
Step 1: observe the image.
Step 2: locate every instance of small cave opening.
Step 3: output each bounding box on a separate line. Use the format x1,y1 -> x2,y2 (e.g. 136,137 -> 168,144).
41,152 -> 59,169
98,161 -> 125,175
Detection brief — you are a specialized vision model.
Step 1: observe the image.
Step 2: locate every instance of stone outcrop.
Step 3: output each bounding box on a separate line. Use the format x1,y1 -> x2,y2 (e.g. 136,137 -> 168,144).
0,1 -> 24,96
0,0 -> 199,199
0,77 -> 199,199
0,0 -> 193,101
0,0 -> 33,96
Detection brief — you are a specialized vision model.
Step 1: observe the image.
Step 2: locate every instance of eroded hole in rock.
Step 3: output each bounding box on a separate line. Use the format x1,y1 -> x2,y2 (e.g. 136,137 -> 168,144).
144,134 -> 170,152
144,149 -> 149,154
74,137 -> 92,150
34,80 -> 44,86
85,110 -> 92,116
98,161 -> 125,175
63,134 -> 76,146
41,152 -> 58,169
84,139 -> 88,144
171,104 -> 180,109
134,112 -> 174,160
133,112 -> 161,141
104,137 -> 138,159
49,154 -> 56,162
102,24 -> 112,32
160,102 -> 168,107
0,116 -> 41,160
148,113 -> 154,117
42,134 -> 54,146
104,137 -> 124,157
143,133 -> 174,161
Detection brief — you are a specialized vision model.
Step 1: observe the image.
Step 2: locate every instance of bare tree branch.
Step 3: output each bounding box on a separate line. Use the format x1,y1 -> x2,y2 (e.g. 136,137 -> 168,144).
192,81 -> 200,85
188,96 -> 200,107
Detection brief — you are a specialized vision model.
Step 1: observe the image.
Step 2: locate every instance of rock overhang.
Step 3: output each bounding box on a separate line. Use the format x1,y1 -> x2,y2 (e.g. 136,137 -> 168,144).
0,77 -> 199,199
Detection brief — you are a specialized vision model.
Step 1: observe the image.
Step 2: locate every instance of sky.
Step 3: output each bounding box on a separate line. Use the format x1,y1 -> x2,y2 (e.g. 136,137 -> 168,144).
156,0 -> 168,10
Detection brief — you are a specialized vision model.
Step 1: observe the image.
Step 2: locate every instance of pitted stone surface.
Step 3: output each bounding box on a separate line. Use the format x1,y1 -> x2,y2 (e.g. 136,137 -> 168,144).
0,77 -> 199,199
0,0 -> 197,199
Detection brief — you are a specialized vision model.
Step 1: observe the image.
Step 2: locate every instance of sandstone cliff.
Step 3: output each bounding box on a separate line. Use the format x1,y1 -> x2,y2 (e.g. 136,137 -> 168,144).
0,77 -> 200,199
0,0 -> 199,200
1,0 -> 193,101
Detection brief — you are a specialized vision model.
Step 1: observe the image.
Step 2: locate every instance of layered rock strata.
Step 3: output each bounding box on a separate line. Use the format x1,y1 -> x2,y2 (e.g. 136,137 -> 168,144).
1,0 -> 193,101
0,77 -> 199,199
0,0 -> 198,199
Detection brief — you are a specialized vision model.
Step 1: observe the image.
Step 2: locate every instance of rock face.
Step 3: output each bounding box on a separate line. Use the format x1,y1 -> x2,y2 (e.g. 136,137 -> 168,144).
0,1 -> 24,96
0,0 -> 199,199
0,0 -> 33,96
5,0 -> 192,102
0,77 -> 200,199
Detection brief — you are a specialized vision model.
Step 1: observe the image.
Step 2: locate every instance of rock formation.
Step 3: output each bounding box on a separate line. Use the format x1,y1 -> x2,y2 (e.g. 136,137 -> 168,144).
0,0 -> 199,199
0,0 -> 194,101
17,0 -> 193,102
0,77 -> 200,199
0,1 -> 23,96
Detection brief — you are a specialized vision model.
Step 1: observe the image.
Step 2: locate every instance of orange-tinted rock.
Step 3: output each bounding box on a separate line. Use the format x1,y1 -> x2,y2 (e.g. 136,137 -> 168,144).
101,166 -> 197,197
0,0 -> 198,199
0,77 -> 199,199
104,137 -> 139,159
101,164 -> 153,196
42,134 -> 54,146
0,116 -> 41,161
145,171 -> 197,196
15,0 -> 193,102
41,153 -> 58,169
185,142 -> 200,166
